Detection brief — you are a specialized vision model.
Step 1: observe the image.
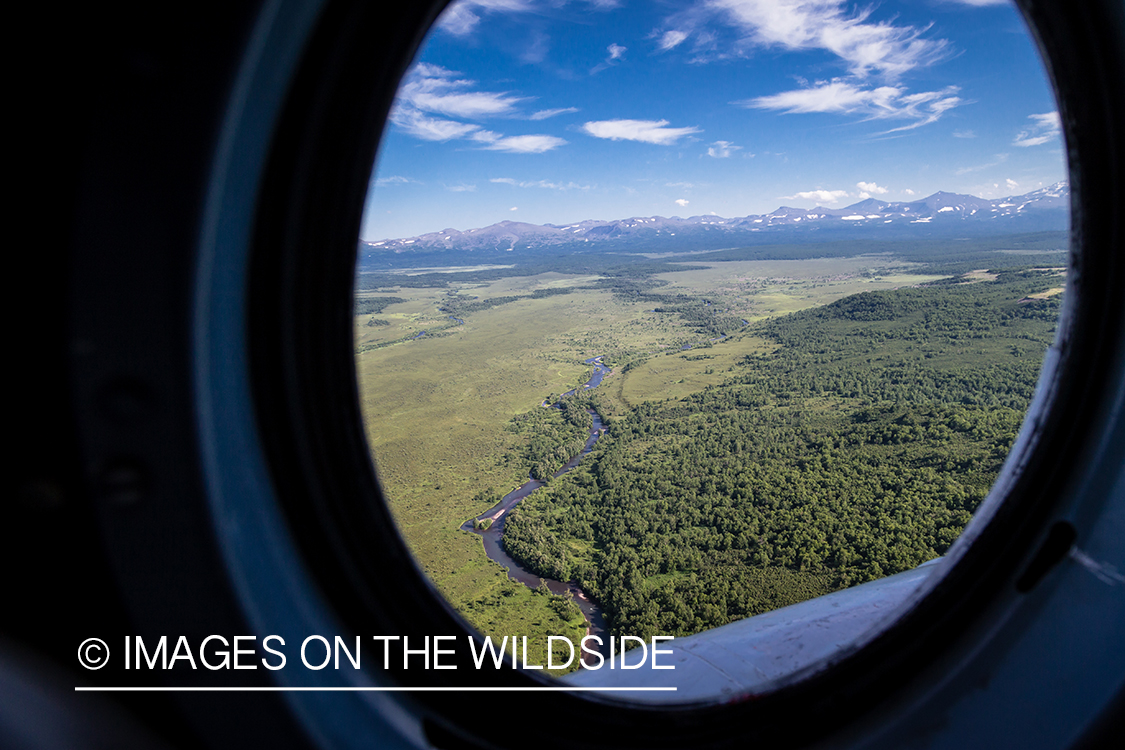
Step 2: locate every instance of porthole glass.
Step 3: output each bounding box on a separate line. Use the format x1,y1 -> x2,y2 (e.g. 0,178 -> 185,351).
353,0 -> 1068,696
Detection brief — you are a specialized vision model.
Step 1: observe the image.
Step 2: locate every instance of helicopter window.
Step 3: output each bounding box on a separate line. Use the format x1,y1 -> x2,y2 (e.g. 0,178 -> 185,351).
352,0 -> 1070,698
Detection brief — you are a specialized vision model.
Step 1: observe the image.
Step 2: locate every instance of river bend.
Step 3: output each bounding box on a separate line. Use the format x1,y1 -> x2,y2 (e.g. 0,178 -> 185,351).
461,357 -> 611,655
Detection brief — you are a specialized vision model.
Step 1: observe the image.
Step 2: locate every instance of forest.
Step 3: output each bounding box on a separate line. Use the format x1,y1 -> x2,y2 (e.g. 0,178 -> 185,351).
501,268 -> 1064,639
507,395 -> 595,481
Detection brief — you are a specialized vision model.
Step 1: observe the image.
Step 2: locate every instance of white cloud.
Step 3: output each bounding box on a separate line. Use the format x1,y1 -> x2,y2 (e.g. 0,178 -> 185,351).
658,30 -> 689,51
434,0 -> 540,37
581,119 -> 701,144
480,134 -> 568,153
435,3 -> 484,36
856,181 -> 889,197
591,43 -> 628,74
662,0 -> 950,78
742,80 -> 962,130
398,63 -> 525,119
1006,178 -> 1019,189
529,107 -> 579,120
1013,111 -> 1061,147
391,64 -> 567,153
374,175 -> 419,187
746,80 -> 895,113
390,110 -> 565,153
446,184 -> 477,192
946,0 -> 1009,6
707,140 -> 741,158
390,106 -> 483,141
490,178 -> 592,190
675,199 -> 690,206
437,0 -> 620,37
783,189 -> 849,203
903,188 -> 916,195
663,2 -> 959,136
953,129 -> 976,138
665,181 -> 697,188
510,206 -> 519,211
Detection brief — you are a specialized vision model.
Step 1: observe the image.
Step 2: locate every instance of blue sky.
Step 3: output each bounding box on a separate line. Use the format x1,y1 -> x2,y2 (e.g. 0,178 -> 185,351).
361,0 -> 1065,241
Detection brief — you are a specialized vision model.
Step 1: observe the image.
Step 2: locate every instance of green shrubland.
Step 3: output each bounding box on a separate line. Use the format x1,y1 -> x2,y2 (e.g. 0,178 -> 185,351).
503,269 -> 1062,638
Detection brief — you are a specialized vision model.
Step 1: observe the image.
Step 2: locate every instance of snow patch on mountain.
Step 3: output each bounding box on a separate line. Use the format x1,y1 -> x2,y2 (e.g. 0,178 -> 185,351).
362,182 -> 1069,255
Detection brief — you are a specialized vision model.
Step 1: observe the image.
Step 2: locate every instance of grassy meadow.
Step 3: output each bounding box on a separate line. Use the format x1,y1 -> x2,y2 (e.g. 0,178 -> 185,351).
353,255 -> 956,670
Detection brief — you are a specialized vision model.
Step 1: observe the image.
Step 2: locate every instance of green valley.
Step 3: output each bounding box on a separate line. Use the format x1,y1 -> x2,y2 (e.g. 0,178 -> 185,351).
354,240 -> 1065,671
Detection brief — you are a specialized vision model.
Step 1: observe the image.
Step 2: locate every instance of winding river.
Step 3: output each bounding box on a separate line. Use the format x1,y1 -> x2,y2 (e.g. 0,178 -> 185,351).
461,356 -> 612,658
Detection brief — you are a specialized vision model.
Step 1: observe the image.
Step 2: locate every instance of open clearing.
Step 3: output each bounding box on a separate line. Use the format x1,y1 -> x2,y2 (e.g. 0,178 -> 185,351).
652,258 -> 945,322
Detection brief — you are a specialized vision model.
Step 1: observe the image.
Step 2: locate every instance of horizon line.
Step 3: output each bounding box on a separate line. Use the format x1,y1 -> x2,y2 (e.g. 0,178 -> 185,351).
362,180 -> 1069,244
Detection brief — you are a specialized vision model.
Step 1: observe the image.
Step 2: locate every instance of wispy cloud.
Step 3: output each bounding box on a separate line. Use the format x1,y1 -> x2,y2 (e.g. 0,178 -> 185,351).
707,140 -> 741,158
657,29 -> 689,51
1013,111 -> 1061,147
434,3 -> 486,36
741,80 -> 962,131
591,42 -> 628,73
581,119 -> 701,144
491,178 -> 592,190
437,0 -> 621,37
529,107 -> 579,120
389,106 -> 483,141
375,175 -> 420,187
783,188 -> 849,203
953,129 -> 976,138
434,0 -> 542,37
445,184 -> 477,192
475,133 -> 569,153
521,31 -> 551,64
955,153 -> 1008,175
659,1 -> 959,134
658,0 -> 950,78
398,63 -> 526,119
391,63 -> 566,153
389,111 -> 565,152
1006,178 -> 1019,189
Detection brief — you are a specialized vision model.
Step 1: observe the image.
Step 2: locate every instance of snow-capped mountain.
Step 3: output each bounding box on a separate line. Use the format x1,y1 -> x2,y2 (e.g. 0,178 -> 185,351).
360,183 -> 1069,260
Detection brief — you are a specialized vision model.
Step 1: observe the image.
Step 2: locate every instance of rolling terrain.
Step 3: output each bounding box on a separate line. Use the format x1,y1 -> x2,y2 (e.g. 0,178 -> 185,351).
354,231 -> 1066,672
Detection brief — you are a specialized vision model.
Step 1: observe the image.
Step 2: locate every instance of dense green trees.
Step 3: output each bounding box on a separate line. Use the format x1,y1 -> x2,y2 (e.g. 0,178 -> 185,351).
508,394 -> 595,481
440,287 -> 575,317
503,269 -> 1062,639
354,296 -> 406,314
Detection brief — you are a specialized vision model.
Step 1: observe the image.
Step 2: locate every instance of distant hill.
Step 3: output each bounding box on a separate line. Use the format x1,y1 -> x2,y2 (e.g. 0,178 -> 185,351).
359,183 -> 1069,269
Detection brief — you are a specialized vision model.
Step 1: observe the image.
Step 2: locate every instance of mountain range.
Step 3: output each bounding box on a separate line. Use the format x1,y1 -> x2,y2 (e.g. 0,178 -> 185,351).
360,183 -> 1068,266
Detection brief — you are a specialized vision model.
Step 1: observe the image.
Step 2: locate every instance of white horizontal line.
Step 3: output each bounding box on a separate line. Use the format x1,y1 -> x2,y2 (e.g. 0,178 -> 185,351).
75,686 -> 677,692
